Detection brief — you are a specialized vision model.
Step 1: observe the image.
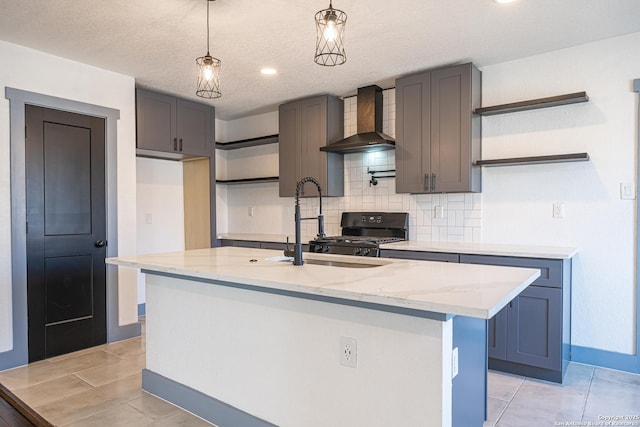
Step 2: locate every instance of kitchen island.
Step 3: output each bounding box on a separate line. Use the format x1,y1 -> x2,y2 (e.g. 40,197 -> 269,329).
107,247 -> 540,427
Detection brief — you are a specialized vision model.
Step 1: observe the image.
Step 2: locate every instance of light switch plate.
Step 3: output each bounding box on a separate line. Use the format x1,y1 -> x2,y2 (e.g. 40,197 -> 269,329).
621,183 -> 636,200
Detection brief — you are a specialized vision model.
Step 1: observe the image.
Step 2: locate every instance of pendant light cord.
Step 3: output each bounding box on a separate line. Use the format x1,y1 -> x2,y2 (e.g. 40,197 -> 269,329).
206,0 -> 210,55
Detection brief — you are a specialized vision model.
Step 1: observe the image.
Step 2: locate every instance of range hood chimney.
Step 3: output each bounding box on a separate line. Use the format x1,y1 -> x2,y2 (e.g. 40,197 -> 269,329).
320,85 -> 395,154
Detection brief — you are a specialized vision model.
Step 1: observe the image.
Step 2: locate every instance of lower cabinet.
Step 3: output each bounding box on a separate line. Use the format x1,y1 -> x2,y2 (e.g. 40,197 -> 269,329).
489,286 -> 562,370
460,254 -> 571,383
379,249 -> 460,262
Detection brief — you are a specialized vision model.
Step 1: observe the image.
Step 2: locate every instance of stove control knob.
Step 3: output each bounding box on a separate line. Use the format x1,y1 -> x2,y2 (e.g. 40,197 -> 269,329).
354,247 -> 362,255
363,248 -> 371,256
322,246 -> 330,253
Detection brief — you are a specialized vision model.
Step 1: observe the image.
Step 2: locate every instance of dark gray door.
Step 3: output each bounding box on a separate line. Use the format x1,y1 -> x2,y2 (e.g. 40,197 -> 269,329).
25,105 -> 107,362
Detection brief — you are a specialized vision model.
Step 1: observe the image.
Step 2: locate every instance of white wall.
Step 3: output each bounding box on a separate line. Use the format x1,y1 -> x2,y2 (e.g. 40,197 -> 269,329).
216,32 -> 640,356
136,158 -> 185,304
0,40 -> 138,352
481,33 -> 640,354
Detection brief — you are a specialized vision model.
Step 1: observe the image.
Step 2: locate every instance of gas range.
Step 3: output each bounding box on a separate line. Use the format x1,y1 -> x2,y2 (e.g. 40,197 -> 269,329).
309,212 -> 409,257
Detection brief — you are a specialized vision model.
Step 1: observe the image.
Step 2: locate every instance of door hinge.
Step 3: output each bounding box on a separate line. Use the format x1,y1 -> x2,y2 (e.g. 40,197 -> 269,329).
26,220 -> 28,234
24,125 -> 27,138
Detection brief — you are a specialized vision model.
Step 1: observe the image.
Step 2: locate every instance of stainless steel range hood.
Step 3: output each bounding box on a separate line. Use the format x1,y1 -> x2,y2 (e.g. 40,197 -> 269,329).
320,85 -> 395,154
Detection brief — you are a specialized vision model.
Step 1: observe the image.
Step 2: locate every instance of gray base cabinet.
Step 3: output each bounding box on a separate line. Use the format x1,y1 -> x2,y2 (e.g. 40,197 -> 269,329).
460,254 -> 571,383
278,95 -> 344,197
383,249 -> 571,383
395,63 -> 481,194
136,89 -> 214,159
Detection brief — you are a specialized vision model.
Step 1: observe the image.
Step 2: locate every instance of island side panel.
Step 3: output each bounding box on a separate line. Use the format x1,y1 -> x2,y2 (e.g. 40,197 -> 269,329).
144,273 -> 454,427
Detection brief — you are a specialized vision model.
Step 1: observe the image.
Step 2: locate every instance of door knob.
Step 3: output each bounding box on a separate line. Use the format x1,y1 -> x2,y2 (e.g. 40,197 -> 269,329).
95,240 -> 107,248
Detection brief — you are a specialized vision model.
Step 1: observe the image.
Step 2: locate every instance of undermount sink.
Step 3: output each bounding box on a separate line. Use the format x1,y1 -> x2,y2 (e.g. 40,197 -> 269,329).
303,259 -> 382,268
263,256 -> 384,268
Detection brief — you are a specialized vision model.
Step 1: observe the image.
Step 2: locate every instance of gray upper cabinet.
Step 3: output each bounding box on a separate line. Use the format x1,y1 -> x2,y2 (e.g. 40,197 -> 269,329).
136,89 -> 214,159
395,63 -> 481,194
279,95 -> 344,197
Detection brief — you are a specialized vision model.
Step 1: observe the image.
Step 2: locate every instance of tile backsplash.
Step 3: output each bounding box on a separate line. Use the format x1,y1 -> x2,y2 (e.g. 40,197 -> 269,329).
297,89 -> 482,242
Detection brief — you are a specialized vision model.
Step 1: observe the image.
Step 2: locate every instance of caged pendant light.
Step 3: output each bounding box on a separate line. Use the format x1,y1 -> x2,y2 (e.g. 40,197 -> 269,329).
196,0 -> 222,98
314,0 -> 347,66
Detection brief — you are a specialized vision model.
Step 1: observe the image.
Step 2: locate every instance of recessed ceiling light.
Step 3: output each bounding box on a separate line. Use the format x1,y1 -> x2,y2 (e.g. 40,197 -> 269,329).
494,0 -> 517,3
261,68 -> 277,75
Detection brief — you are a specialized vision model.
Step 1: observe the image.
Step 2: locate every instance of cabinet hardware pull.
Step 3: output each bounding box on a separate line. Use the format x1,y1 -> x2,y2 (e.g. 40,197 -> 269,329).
431,173 -> 436,192
179,138 -> 183,151
173,138 -> 177,151
424,173 -> 429,191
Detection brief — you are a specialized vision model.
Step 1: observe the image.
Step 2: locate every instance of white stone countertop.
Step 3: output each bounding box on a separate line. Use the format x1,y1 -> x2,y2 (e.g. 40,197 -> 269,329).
217,233 -> 577,259
107,247 -> 540,319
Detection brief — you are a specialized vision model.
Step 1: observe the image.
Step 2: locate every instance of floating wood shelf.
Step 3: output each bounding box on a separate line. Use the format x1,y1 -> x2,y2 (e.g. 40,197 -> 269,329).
216,176 -> 279,184
474,92 -> 589,116
215,134 -> 279,150
475,153 -> 590,167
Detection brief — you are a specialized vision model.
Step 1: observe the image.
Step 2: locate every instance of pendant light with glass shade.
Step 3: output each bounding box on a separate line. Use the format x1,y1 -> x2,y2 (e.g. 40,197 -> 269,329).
314,1 -> 347,66
196,0 -> 222,98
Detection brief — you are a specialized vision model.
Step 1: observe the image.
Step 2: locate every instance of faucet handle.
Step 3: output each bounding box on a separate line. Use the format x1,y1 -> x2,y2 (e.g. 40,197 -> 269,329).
284,236 -> 294,258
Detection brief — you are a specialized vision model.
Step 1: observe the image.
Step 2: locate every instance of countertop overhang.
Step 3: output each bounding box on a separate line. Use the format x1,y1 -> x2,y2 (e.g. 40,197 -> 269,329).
107,247 -> 540,319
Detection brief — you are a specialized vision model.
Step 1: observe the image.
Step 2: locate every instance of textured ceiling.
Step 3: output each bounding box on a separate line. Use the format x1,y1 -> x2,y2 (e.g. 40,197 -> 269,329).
0,0 -> 639,119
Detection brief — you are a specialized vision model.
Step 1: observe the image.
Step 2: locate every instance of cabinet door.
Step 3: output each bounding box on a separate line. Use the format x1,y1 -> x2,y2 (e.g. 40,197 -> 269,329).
300,96 -> 327,196
488,307 -> 508,360
430,63 -> 481,193
507,286 -> 562,370
278,101 -> 301,197
136,89 -> 177,152
278,95 -> 343,197
177,99 -> 212,157
395,72 -> 431,193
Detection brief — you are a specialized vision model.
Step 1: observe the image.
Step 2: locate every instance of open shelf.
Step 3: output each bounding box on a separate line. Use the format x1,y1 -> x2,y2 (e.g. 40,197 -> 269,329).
215,134 -> 279,150
216,176 -> 279,184
474,92 -> 589,116
475,153 -> 590,167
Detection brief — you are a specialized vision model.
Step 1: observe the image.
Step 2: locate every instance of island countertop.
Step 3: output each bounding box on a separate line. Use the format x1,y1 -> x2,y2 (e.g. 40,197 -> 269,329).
107,247 -> 540,319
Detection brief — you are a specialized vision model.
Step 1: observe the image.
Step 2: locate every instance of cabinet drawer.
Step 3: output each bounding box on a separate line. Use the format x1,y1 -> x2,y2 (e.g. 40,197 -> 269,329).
459,255 -> 562,288
260,242 -> 287,250
380,249 -> 459,263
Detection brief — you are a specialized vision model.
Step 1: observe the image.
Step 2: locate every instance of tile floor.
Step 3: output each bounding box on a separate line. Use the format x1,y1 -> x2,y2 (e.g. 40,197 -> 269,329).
1,318 -> 639,426
485,363 -> 640,426
0,319 -> 212,426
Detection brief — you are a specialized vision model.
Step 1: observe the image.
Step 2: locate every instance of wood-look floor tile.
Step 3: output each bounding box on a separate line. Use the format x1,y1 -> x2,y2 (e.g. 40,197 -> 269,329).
34,373 -> 143,426
149,410 -> 216,426
127,392 -> 183,420
63,402 -> 154,427
74,353 -> 145,387
104,337 -> 146,359
0,351 -> 122,389
11,375 -> 94,408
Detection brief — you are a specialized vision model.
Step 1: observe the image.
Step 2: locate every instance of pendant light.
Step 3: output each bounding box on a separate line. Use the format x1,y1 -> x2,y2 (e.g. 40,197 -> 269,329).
314,1 -> 347,66
196,0 -> 222,98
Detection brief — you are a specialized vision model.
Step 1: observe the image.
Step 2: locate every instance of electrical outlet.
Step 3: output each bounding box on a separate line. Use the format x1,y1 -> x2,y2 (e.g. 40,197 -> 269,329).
248,206 -> 255,217
552,203 -> 564,219
452,347 -> 459,379
434,205 -> 444,219
340,336 -> 357,368
144,213 -> 152,224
